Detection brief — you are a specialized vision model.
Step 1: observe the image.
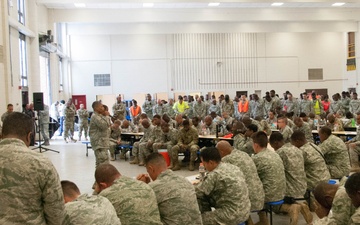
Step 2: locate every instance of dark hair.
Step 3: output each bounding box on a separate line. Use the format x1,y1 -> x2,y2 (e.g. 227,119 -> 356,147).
7,104 -> 13,108
345,172 -> 360,195
299,112 -> 307,118
92,101 -> 102,110
61,180 -> 80,198
178,95 -> 183,100
95,164 -> 120,184
153,115 -> 161,120
200,147 -> 221,163
319,126 -> 332,137
2,112 -> 33,138
269,132 -> 284,144
183,119 -> 190,126
290,130 -> 306,142
252,131 -> 268,148
247,124 -> 258,133
145,152 -> 166,166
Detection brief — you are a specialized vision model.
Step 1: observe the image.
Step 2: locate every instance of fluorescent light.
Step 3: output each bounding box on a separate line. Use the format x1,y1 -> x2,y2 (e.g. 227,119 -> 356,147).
74,3 -> 86,8
143,3 -> 154,7
208,2 -> 220,7
271,2 -> 284,6
332,2 -> 345,6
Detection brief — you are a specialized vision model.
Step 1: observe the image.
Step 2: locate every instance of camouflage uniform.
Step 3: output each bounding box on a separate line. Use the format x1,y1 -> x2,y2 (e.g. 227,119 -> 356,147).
39,104 -> 50,142
65,194 -> 121,225
193,101 -> 207,119
326,118 -> 344,131
77,108 -> 89,139
203,121 -> 217,135
276,143 -> 307,198
208,103 -> 221,116
121,122 -> 138,133
164,103 -> 176,119
280,125 -> 294,143
329,100 -> 343,114
142,100 -> 156,119
264,100 -> 274,116
152,128 -> 178,155
223,149 -> 265,211
112,102 -> 126,121
153,104 -> 165,117
149,169 -> 202,225
299,99 -> 312,115
89,112 -> 111,167
350,99 -> 360,116
283,99 -> 299,115
140,125 -> 162,159
195,162 -> 250,225
187,102 -> 195,119
349,207 -> 360,225
234,134 -> 254,156
222,100 -> 235,117
259,119 -> 272,136
341,97 -> 351,114
0,138 -> 65,224
64,105 -> 76,139
252,148 -> 286,202
319,135 -> 350,178
293,122 -> 314,143
299,142 -> 331,190
271,96 -> 282,110
251,99 -> 265,119
171,126 -> 199,165
109,126 -> 122,157
99,177 -> 162,225
132,125 -> 155,162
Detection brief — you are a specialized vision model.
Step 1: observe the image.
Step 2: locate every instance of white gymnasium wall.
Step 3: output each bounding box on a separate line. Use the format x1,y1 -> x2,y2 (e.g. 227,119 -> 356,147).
70,31 -> 348,107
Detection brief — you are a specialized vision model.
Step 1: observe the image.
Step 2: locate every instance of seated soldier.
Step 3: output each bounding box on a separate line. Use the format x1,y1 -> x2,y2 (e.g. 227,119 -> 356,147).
345,173 -> 360,225
291,131 -> 331,191
120,120 -> 138,133
255,115 -> 272,136
243,124 -> 258,155
266,109 -> 278,129
61,180 -> 121,225
202,115 -> 217,135
313,181 -> 355,225
171,119 -> 199,171
191,116 -> 202,134
174,114 -> 184,130
318,126 -> 350,178
346,113 -> 360,172
129,119 -> 154,165
195,147 -> 250,225
326,113 -> 344,131
162,113 -> 176,129
285,112 -> 296,128
252,131 -> 286,225
242,115 -> 261,132
278,116 -> 293,143
343,112 -> 354,128
136,153 -> 202,225
109,120 -> 122,161
94,163 -> 162,225
269,132 -> 312,225
216,141 -> 264,224
293,117 -> 314,143
152,121 -> 178,169
232,121 -> 254,155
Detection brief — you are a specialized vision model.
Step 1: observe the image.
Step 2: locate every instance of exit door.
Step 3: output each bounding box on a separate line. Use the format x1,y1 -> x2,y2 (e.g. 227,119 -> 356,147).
72,95 -> 87,110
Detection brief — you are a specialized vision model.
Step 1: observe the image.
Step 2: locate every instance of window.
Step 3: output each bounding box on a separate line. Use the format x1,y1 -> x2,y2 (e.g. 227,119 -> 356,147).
59,57 -> 64,92
19,32 -> 28,87
17,0 -> 25,24
94,74 -> 111,86
39,51 -> 51,105
347,32 -> 356,71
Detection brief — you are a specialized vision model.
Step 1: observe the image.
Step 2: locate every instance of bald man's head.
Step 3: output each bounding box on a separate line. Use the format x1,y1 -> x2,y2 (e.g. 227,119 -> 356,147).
216,141 -> 233,158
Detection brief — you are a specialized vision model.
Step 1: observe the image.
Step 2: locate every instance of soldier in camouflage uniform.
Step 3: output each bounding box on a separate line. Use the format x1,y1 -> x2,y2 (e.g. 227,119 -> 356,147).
270,132 -> 313,224
196,147 -> 250,225
217,141 -> 264,212
291,130 -> 331,190
95,164 -> 162,225
61,180 -> 121,225
345,173 -> 360,225
293,117 -> 314,143
143,93 -> 156,119
202,116 -> 217,135
0,112 -> 66,224
318,126 -> 350,178
112,95 -> 126,121
153,99 -> 165,117
120,120 -> 138,133
341,91 -> 351,114
283,93 -> 299,116
171,119 -> 199,171
208,99 -> 221,116
313,181 -> 355,225
129,119 -> 155,165
137,153 -> 202,225
252,131 -> 286,225
193,98 -> 207,120
346,113 -> 360,172
329,94 -> 343,114
153,121 -> 178,168
298,92 -> 312,115
77,103 -> 89,141
278,116 -> 294,143
164,98 -> 176,119
89,101 -> 111,168
1,103 -> 13,122
39,104 -> 51,146
350,93 -> 360,116
251,94 -> 265,119
63,101 -> 77,143
326,113 -> 344,131
109,120 -> 122,161
232,121 -> 249,153
221,95 -> 234,117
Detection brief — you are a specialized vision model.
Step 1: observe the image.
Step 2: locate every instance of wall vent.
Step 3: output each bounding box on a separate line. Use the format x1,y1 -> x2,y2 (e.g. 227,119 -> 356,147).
308,68 -> 323,80
94,74 -> 111,87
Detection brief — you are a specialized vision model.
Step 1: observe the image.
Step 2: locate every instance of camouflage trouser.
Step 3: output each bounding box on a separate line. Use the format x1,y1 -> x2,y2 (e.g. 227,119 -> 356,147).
152,142 -> 174,154
132,141 -> 147,158
109,144 -> 117,155
171,144 -> 199,162
94,148 -> 109,168
63,119 -> 74,139
40,123 -> 49,141
78,122 -> 89,138
139,142 -> 152,162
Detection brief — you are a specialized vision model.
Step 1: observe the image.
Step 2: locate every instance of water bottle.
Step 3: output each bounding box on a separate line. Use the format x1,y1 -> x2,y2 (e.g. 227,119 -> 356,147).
352,118 -> 356,127
199,163 -> 205,181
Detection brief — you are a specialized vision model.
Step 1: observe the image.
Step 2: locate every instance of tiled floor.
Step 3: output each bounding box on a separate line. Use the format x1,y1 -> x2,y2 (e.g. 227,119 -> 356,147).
38,132 -> 317,225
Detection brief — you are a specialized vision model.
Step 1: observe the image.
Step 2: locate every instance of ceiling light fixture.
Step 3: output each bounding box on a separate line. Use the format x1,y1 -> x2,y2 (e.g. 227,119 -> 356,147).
332,2 -> 345,6
74,3 -> 86,8
143,3 -> 154,7
271,2 -> 284,6
208,2 -> 220,7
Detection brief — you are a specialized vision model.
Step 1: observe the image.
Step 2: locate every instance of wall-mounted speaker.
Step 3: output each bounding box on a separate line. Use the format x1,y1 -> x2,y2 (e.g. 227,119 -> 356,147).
33,92 -> 44,111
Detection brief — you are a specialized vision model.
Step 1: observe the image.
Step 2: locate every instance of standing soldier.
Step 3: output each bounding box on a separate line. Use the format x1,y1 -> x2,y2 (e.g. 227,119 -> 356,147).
221,94 -> 235,117
64,101 -> 77,143
164,98 -> 176,119
153,99 -> 165,117
341,91 -> 351,114
112,95 -> 126,121
193,97 -> 207,120
251,94 -> 265,119
350,93 -> 360,116
299,92 -> 312,115
143,93 -> 156,119
39,104 -> 50,146
329,93 -> 343,115
77,104 -> 89,141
